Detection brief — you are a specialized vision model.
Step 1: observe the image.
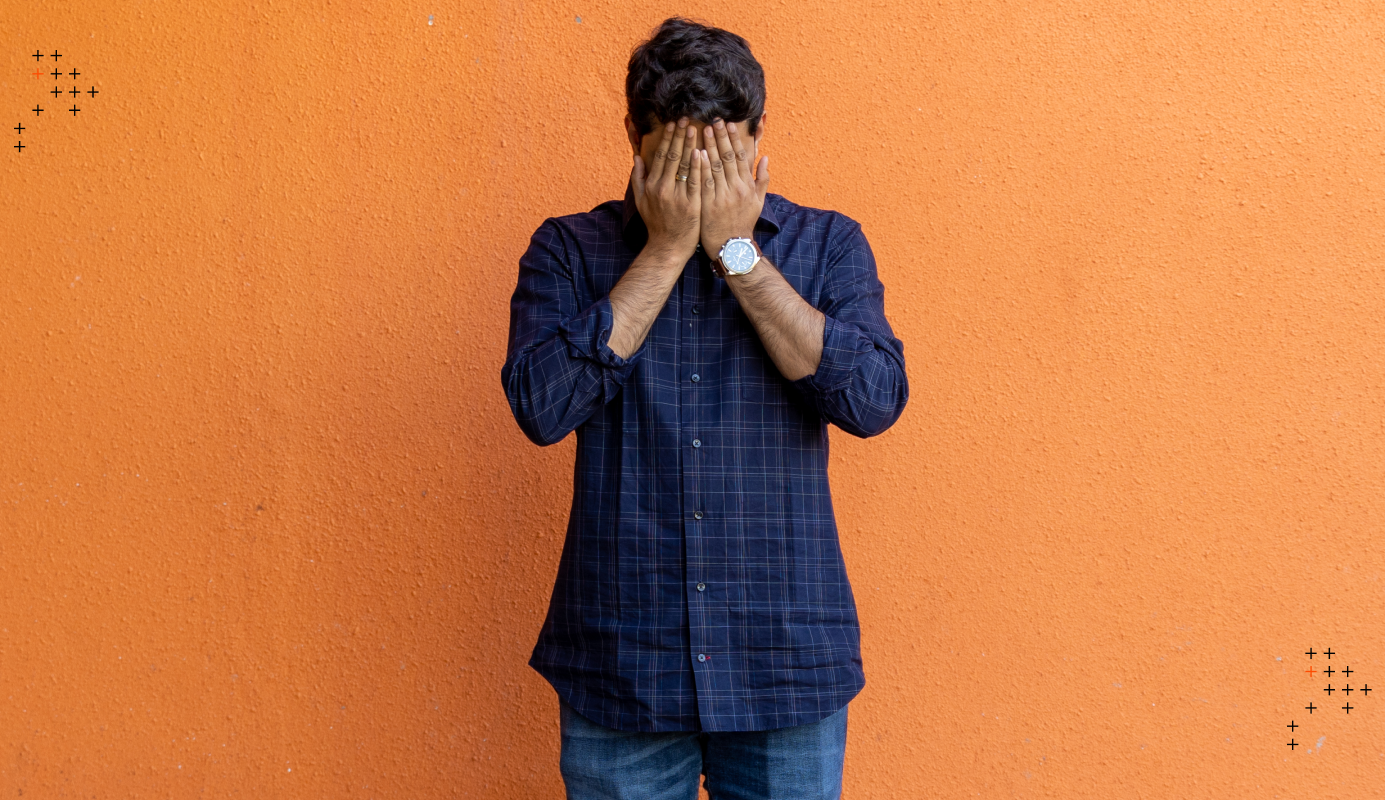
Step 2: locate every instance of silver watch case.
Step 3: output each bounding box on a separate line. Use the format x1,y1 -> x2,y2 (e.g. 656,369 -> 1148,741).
717,238 -> 760,275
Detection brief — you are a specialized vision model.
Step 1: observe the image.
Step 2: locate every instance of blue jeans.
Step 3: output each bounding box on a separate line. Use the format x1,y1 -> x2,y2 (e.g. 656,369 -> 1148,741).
557,697 -> 848,800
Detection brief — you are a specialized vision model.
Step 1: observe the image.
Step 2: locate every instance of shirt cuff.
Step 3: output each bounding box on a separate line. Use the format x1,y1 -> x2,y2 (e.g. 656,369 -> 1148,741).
793,313 -> 871,395
558,295 -> 644,372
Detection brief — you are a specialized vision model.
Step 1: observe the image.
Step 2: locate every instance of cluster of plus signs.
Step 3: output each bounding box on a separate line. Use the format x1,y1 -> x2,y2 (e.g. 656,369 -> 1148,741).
1286,648 -> 1370,751
13,50 -> 99,154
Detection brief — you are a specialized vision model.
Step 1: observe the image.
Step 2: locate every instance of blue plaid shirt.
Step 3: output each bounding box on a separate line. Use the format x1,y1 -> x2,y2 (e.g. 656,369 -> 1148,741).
501,184 -> 908,732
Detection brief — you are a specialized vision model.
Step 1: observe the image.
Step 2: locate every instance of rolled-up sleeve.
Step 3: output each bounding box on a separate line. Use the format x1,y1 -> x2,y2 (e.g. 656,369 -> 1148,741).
501,219 -> 644,446
788,219 -> 908,438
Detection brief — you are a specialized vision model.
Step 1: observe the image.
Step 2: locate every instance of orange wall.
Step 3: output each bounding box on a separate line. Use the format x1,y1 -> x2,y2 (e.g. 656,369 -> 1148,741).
3,0 -> 1384,796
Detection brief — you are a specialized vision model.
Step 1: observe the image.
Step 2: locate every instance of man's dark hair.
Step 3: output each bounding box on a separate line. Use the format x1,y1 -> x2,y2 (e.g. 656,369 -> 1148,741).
626,17 -> 766,137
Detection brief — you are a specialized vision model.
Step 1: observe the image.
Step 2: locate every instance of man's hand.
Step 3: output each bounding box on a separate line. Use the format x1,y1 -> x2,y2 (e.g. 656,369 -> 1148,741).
694,120 -> 821,380
607,119 -> 704,360
697,119 -> 770,258
631,118 -> 703,260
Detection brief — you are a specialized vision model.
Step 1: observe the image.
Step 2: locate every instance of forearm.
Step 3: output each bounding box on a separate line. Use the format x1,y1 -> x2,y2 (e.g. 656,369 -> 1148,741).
606,244 -> 687,359
724,257 -> 825,381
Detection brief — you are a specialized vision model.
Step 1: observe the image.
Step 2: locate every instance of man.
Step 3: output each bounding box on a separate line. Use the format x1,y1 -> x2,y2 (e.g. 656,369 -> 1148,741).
501,17 -> 908,799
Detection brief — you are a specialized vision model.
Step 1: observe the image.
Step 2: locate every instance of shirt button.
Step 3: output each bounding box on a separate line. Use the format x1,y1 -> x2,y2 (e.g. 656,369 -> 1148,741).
691,373 -> 700,383
693,511 -> 703,520
697,653 -> 707,663
692,438 -> 701,448
692,306 -> 701,315
696,582 -> 706,592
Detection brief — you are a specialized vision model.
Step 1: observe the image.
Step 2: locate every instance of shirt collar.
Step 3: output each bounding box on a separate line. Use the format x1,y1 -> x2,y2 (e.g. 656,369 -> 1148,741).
620,181 -> 781,247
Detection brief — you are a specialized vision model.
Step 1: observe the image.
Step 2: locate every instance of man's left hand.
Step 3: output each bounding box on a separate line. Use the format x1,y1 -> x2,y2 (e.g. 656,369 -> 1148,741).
697,119 -> 770,259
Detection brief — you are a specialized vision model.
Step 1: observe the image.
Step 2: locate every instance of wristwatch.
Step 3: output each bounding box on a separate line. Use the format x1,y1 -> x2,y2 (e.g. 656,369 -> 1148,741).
711,237 -> 762,278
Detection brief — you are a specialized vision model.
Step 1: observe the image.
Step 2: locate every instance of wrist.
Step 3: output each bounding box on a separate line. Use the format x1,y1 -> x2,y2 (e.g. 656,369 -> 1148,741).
641,236 -> 695,268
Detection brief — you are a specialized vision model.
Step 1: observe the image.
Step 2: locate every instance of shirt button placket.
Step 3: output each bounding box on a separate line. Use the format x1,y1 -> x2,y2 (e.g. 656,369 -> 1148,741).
682,260 -> 717,722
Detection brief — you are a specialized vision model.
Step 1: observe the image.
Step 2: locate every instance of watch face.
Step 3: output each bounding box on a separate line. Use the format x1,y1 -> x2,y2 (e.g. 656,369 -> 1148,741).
723,240 -> 756,274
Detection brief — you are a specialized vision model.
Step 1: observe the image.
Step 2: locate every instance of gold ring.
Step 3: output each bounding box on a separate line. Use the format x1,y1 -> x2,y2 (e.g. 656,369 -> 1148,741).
676,174 -> 689,182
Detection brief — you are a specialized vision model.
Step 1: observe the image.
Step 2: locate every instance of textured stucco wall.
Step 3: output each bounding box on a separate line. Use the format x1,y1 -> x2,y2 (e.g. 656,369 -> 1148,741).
2,0 -> 1384,797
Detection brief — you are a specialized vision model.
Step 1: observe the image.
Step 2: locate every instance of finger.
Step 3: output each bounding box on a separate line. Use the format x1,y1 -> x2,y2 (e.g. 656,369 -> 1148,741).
659,118 -> 689,189
646,120 -> 675,184
754,155 -> 770,199
631,153 -> 646,197
699,150 -> 717,204
726,121 -> 754,184
687,146 -> 703,206
671,120 -> 695,188
703,124 -> 728,193
712,119 -> 741,189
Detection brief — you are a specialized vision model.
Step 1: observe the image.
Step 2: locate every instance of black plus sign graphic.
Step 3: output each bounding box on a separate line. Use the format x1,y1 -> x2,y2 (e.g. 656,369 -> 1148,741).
1324,684 -> 1335,696
1287,739 -> 1299,750
1362,685 -> 1371,697
1287,720 -> 1298,731
1324,648 -> 1334,659
1325,666 -> 1335,677
19,50 -> 101,154
1344,684 -> 1354,696
1305,702 -> 1317,713
1305,648 -> 1317,659
1342,666 -> 1353,677
1343,702 -> 1354,714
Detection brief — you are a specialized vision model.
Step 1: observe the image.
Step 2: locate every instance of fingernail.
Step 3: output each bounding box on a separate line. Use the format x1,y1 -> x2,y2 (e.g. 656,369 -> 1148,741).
727,122 -> 736,132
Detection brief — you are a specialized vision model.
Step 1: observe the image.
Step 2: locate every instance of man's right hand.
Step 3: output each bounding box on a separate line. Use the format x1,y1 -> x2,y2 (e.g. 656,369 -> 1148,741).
631,118 -> 703,260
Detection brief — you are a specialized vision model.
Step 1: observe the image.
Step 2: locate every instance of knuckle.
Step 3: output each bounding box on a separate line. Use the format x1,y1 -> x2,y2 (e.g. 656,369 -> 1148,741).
735,149 -> 748,161
704,177 -> 716,188
721,150 -> 736,161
